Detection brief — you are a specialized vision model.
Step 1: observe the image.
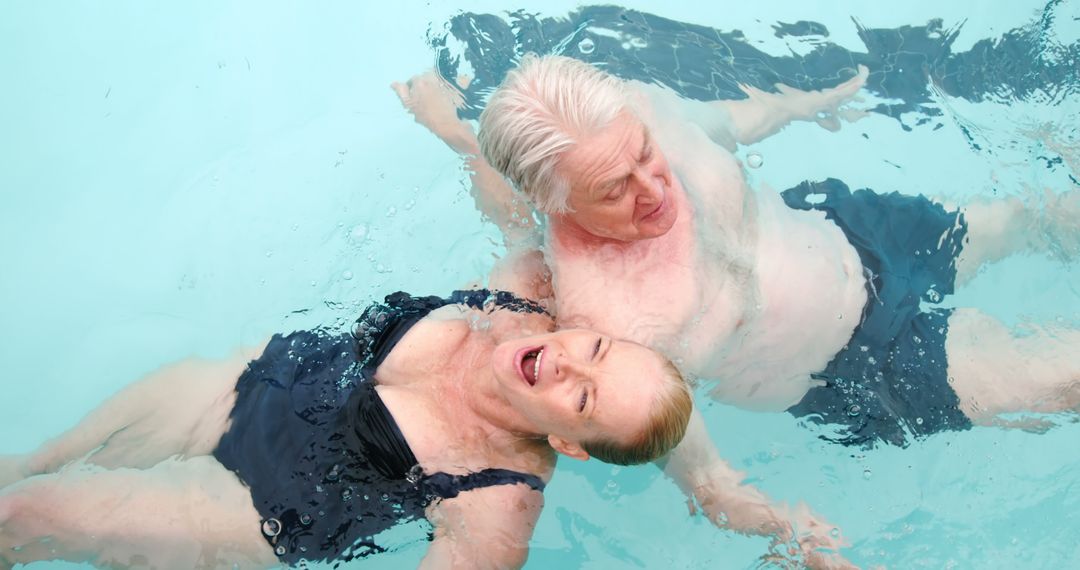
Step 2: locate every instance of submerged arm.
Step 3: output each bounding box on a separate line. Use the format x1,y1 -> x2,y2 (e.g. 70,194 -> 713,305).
393,72 -> 540,249
643,65 -> 868,149
421,484 -> 544,570
657,410 -> 854,569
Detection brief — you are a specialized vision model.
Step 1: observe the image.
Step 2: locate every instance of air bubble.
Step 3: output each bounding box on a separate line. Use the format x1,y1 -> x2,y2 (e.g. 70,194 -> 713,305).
386,207 -> 397,217
577,37 -> 596,54
275,545 -> 287,556
262,518 -> 282,537
830,528 -> 840,538
746,151 -> 764,169
300,513 -> 313,526
916,417 -> 924,425
927,289 -> 941,303
265,250 -> 273,258
629,37 -> 647,49
342,270 -> 354,281
863,468 -> 872,479
350,224 -> 368,240
381,493 -> 389,502
847,404 -> 861,417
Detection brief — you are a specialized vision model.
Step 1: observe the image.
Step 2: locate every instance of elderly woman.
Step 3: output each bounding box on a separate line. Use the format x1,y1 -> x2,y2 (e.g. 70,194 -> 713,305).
395,54 -> 1080,568
0,262 -> 692,569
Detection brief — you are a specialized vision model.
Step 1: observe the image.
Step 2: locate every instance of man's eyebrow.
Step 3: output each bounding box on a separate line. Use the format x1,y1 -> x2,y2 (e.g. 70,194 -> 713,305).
595,172 -> 628,195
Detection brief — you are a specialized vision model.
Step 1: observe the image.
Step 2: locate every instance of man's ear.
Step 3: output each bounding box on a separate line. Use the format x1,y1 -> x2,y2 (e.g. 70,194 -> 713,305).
547,435 -> 590,461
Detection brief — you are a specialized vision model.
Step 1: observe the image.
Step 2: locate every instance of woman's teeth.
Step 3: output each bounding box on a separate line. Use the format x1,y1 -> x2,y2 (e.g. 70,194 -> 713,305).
533,348 -> 544,383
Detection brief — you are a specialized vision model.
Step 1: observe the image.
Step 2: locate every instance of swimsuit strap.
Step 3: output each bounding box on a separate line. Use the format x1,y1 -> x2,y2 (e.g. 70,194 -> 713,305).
447,288 -> 550,315
421,468 -> 547,500
354,289 -> 549,372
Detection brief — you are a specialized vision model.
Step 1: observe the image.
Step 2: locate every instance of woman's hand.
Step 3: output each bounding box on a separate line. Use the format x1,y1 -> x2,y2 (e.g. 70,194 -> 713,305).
763,502 -> 856,570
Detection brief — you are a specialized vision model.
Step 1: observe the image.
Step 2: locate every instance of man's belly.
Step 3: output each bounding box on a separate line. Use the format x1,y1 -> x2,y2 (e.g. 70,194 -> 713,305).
702,205 -> 869,410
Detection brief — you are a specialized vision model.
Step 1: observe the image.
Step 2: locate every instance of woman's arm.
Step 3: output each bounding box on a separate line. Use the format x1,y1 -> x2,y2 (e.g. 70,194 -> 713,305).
421,483 -> 545,570
393,72 -> 541,249
657,410 -> 855,570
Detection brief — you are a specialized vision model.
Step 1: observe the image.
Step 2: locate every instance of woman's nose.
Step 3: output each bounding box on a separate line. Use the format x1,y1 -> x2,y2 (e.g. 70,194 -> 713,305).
555,354 -> 587,381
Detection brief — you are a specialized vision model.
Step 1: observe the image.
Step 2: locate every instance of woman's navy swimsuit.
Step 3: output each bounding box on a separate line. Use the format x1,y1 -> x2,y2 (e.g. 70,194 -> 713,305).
213,290 -> 548,564
782,179 -> 974,447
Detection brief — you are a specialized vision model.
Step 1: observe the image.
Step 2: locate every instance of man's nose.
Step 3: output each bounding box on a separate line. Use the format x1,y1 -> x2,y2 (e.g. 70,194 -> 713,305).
631,167 -> 663,204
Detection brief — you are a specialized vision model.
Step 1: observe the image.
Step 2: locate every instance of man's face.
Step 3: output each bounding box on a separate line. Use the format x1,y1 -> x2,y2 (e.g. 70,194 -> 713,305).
556,112 -> 677,242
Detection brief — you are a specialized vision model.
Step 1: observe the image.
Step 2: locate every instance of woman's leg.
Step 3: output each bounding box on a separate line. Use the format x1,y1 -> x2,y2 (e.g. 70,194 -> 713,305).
946,308 -> 1080,423
0,456 -> 275,569
1,346 -> 261,489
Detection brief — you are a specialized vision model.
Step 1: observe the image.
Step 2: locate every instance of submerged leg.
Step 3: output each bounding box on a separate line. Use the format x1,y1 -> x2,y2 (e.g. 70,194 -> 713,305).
954,189 -> 1080,285
0,458 -> 26,493
0,456 -> 275,569
9,348 -> 258,487
946,308 -> 1080,423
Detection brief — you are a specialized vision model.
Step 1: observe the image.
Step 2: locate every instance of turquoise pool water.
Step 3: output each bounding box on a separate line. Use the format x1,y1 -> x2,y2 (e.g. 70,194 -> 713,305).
1,1 -> 1077,568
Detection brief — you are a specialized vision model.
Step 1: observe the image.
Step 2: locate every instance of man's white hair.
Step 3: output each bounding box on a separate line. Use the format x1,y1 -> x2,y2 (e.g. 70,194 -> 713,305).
478,54 -> 628,214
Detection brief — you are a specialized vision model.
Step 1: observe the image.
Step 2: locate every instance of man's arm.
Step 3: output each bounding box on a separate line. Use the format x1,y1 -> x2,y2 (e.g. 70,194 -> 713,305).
638,66 -> 868,150
420,483 -> 545,570
657,410 -> 855,569
393,72 -> 541,249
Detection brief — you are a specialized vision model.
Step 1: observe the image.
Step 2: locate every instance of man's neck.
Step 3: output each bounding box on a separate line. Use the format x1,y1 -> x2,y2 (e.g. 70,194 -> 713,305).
548,215 -> 638,252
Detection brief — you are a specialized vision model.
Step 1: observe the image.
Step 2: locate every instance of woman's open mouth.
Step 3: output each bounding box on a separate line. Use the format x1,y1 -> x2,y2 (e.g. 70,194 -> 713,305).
516,346 -> 544,386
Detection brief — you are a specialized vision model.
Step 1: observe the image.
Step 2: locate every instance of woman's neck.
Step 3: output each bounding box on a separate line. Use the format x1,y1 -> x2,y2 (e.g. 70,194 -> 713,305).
426,325 -> 551,456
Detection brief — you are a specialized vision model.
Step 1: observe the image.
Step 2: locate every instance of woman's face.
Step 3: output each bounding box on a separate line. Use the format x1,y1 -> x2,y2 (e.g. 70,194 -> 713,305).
491,329 -> 668,451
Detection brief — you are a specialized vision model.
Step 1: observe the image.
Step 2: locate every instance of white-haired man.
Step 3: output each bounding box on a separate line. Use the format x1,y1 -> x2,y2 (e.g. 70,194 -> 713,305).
395,54 -> 1079,568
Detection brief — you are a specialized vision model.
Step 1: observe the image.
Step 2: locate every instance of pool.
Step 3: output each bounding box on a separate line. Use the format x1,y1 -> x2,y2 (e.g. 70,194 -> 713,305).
1,1 -> 1077,568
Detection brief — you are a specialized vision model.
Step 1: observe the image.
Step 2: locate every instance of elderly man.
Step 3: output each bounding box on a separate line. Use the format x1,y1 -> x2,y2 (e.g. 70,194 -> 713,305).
395,55 -> 1079,567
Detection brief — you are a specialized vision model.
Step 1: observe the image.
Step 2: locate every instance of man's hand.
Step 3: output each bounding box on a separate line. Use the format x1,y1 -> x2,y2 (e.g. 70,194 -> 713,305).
719,65 -> 869,144
392,71 -> 479,155
739,65 -> 869,132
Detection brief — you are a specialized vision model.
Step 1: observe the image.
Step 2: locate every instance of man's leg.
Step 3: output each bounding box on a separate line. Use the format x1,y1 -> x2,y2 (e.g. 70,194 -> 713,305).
0,456 -> 275,569
954,189 -> 1079,285
946,308 -> 1080,422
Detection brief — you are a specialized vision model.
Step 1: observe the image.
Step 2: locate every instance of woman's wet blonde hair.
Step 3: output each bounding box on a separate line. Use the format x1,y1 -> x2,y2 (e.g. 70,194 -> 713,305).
582,356 -> 693,466
478,53 -> 628,214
